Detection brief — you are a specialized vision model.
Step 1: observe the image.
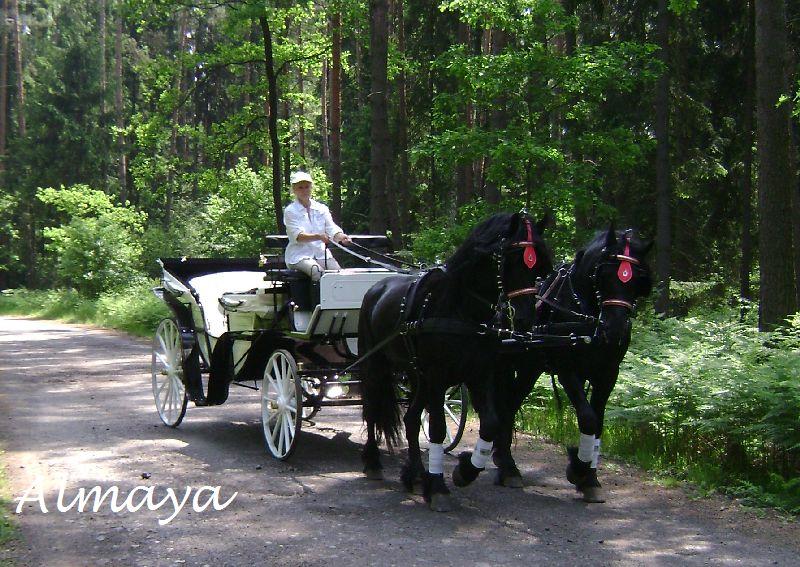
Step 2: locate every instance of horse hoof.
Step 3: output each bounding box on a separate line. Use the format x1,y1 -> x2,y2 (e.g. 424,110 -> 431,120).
363,468 -> 383,481
429,493 -> 455,512
453,451 -> 483,487
400,466 -> 421,492
581,485 -> 606,503
495,470 -> 524,488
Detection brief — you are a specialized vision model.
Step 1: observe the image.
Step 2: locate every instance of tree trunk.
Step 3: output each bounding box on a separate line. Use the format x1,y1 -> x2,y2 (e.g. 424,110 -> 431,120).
394,0 -> 410,240
99,0 -> 108,189
165,12 -> 187,230
260,14 -> 284,232
282,99 -> 290,187
653,0 -> 671,316
99,0 -> 107,117
455,21 -> 473,207
484,29 -> 508,206
755,0 -> 798,329
11,0 -> 25,137
330,10 -> 343,219
115,5 -> 127,203
0,0 -> 9,173
740,0 -> 755,305
321,58 -> 329,162
369,0 -> 389,234
297,25 -> 305,161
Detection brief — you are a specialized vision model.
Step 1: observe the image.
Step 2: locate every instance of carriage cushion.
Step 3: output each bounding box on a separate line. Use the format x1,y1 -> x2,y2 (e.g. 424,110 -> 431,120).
187,271 -> 274,338
220,289 -> 286,313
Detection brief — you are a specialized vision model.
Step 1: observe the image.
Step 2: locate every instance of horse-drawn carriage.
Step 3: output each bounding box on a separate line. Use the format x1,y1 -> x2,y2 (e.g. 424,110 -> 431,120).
151,212 -> 653,508
151,235 -> 468,460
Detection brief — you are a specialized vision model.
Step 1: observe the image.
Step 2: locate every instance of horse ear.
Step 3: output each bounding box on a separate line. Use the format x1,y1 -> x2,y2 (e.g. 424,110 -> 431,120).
507,212 -> 522,237
574,249 -> 585,267
534,212 -> 550,236
604,223 -> 616,249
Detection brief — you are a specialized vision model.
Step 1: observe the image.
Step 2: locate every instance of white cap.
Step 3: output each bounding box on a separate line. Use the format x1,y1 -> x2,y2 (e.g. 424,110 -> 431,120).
290,171 -> 313,185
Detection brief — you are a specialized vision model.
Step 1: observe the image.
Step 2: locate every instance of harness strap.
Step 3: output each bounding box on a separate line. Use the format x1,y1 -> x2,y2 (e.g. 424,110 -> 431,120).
507,286 -> 538,299
339,327 -> 404,374
601,299 -> 635,311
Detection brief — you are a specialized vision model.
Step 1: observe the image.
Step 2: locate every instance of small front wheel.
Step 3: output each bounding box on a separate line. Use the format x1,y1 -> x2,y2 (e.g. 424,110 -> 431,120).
261,350 -> 302,460
151,318 -> 189,427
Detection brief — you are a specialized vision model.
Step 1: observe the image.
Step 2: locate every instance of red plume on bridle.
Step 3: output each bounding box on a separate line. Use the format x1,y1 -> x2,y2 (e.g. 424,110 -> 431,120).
523,219 -> 537,269
616,232 -> 637,283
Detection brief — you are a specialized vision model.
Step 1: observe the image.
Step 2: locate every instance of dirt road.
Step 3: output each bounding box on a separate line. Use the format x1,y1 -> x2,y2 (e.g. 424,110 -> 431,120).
0,316 -> 796,566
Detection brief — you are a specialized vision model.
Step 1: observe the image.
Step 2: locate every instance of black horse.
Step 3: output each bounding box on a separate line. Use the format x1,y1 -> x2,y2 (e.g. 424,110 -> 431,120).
478,227 -> 653,502
359,212 -> 553,511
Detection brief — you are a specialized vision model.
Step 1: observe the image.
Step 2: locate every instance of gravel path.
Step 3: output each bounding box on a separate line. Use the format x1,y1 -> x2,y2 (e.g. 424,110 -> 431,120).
0,315 -> 796,566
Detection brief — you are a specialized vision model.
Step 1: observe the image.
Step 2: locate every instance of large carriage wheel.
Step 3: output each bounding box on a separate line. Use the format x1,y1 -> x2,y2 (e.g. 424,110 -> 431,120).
422,384 -> 469,453
151,318 -> 189,427
261,349 -> 302,460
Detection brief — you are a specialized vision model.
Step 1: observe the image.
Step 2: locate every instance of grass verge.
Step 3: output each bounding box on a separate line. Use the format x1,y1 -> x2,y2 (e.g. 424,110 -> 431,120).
0,282 -> 169,338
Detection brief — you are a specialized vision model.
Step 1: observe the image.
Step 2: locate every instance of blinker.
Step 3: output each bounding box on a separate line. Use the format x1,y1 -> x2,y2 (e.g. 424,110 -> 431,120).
523,220 -> 537,269
617,241 -> 632,283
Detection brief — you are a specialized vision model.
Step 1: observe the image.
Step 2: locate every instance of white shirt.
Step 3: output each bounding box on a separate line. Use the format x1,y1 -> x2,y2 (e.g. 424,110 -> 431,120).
283,199 -> 343,265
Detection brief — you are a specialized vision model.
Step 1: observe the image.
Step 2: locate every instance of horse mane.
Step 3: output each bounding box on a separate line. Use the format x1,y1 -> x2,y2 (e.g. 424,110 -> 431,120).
445,212 -> 516,276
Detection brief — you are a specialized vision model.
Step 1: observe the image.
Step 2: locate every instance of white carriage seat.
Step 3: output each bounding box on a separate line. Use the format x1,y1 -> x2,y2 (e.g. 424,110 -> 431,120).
187,271 -> 273,338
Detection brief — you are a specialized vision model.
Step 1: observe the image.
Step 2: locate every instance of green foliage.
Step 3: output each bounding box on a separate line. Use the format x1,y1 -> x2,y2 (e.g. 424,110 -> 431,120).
519,308 -> 800,513
0,282 -> 169,338
196,160 -> 277,257
0,194 -> 20,279
94,280 -> 172,336
410,200 -> 501,262
38,186 -> 147,297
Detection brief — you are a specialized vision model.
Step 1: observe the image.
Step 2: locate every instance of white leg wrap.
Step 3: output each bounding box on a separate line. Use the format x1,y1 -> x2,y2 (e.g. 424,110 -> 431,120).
591,438 -> 601,469
578,433 -> 595,463
428,443 -> 444,475
470,437 -> 493,470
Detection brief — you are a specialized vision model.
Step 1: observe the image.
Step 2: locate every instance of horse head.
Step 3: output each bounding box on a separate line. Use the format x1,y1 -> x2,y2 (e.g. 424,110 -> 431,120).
497,212 -> 553,331
447,211 -> 552,331
575,225 -> 653,345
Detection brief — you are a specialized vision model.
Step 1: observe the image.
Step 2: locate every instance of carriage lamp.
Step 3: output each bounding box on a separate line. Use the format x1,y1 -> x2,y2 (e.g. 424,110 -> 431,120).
325,375 -> 346,399
326,384 -> 345,399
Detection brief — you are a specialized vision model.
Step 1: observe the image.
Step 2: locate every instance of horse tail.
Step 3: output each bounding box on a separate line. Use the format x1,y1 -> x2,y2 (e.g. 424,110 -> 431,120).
359,291 -> 402,448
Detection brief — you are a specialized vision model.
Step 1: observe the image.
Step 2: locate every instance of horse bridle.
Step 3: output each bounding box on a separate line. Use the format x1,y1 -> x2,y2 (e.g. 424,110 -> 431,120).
535,230 -> 645,330
594,231 -> 643,313
498,218 -> 541,301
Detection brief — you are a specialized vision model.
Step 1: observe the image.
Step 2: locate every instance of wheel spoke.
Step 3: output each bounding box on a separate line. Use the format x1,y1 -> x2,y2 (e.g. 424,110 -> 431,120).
277,415 -> 285,454
287,412 -> 295,438
281,414 -> 290,454
157,335 -> 169,359
280,357 -> 289,391
271,414 -> 281,443
159,381 -> 170,414
167,378 -> 176,416
156,375 -> 169,399
444,404 -> 460,425
266,375 -> 280,401
155,351 -> 170,369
